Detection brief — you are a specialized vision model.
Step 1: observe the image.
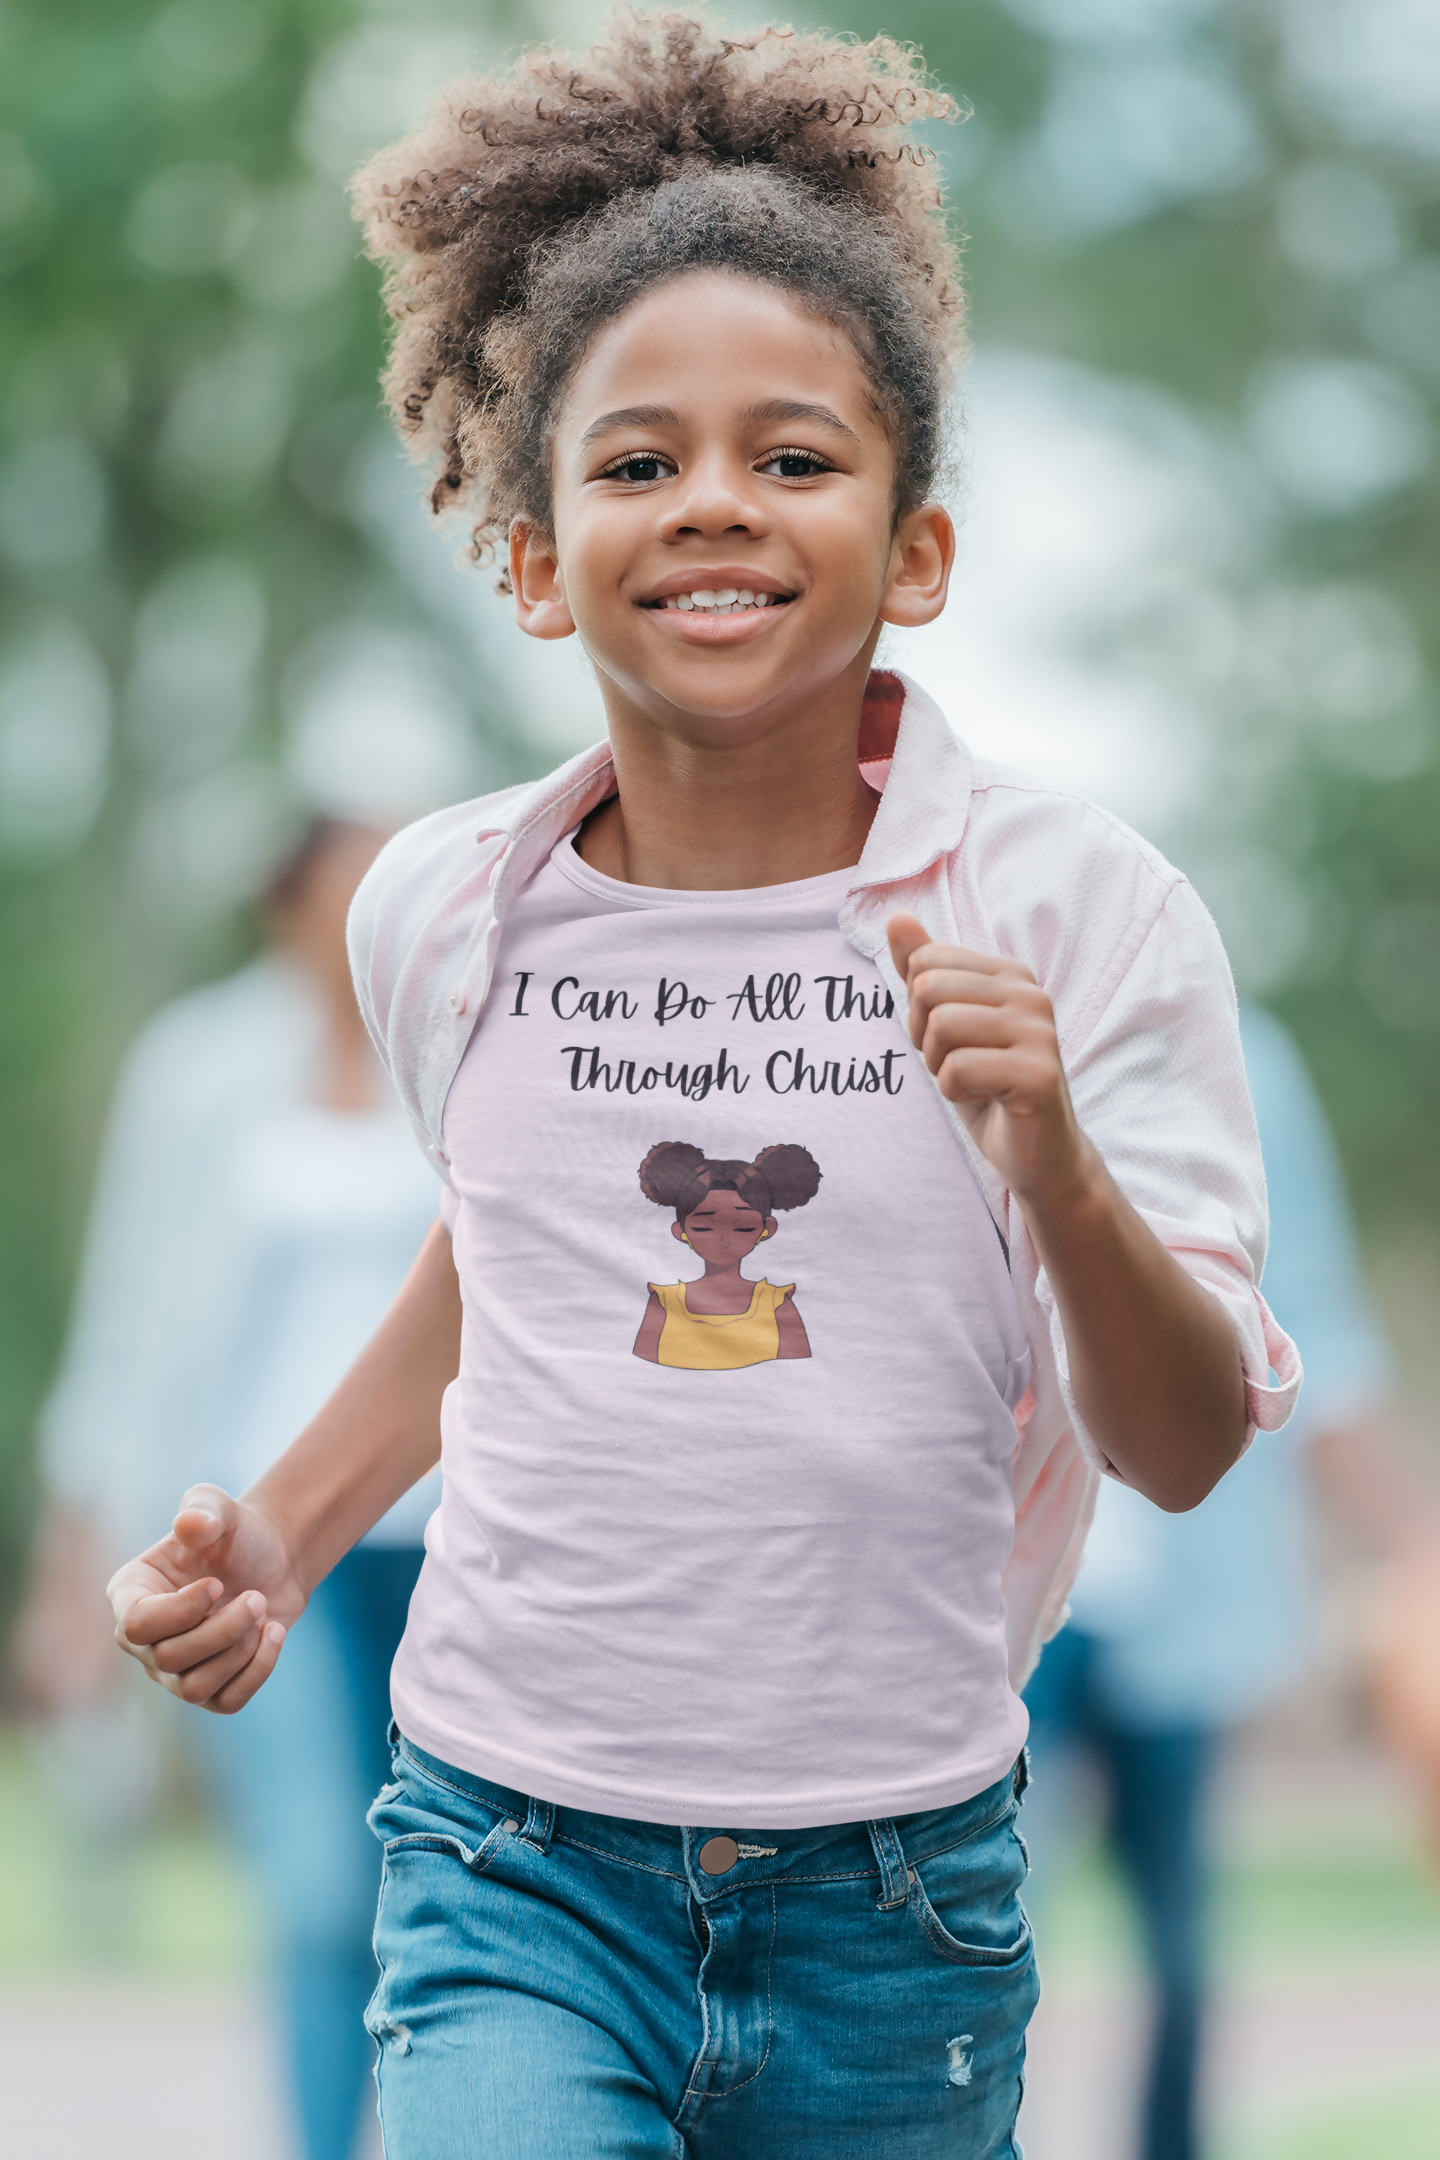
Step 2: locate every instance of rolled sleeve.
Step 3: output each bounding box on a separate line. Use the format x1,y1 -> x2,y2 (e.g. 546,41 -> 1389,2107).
1046,876 -> 1303,1470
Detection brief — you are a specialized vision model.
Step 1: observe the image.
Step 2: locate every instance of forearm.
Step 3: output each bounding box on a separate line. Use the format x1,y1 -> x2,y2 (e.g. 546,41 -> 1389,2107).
1019,1139 -> 1247,1511
245,1222 -> 461,1593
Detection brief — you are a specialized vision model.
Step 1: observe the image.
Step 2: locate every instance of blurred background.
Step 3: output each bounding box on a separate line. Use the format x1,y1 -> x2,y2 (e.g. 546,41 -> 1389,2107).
1,1 -> 1437,2156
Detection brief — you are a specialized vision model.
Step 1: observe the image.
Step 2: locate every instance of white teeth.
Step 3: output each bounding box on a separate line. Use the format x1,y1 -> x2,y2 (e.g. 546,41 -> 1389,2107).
659,589 -> 781,612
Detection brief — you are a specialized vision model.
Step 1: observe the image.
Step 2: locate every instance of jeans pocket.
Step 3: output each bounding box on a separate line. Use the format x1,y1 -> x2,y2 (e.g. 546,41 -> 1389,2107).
368,1754 -> 521,1877
908,1812 -> 1034,1969
381,1827 -> 512,1874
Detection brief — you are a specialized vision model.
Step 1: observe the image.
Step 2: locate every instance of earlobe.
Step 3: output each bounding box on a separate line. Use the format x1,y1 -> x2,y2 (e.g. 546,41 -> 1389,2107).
510,519 -> 577,642
878,503 -> 955,631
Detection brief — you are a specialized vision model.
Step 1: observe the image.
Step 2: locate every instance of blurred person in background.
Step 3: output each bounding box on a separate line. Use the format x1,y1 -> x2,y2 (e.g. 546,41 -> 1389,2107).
12,816 -> 442,2160
1022,1002 -> 1440,2160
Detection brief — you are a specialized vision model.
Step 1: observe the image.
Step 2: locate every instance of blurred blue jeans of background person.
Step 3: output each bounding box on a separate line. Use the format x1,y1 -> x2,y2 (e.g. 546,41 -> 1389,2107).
1021,1005 -> 1400,2160
196,1548 -> 422,2160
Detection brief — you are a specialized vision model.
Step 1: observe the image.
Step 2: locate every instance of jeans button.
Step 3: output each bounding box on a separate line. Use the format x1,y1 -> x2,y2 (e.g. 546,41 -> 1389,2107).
698,1836 -> 739,1875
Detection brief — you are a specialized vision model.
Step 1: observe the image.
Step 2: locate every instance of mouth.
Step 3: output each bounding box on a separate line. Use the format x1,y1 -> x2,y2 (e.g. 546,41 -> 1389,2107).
643,588 -> 794,616
639,574 -> 797,617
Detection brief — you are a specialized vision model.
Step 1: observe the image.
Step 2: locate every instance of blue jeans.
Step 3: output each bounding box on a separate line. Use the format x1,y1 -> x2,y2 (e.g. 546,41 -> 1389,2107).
1023,1627 -> 1216,2160
194,1545 -> 425,2160
366,1733 -> 1038,2157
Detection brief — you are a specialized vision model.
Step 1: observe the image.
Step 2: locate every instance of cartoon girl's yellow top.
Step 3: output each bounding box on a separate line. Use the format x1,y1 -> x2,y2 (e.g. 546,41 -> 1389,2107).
648,1279 -> 796,1370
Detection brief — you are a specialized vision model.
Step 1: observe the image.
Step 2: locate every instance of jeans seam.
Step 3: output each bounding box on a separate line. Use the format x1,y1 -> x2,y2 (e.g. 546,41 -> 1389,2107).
913,1793 -> 1017,1862
555,1832 -> 688,1883
677,1903 -> 716,2122
396,1743 -> 515,1814
381,1825 -> 512,1878
681,1885 -> 776,2105
692,1865 -> 878,1893
395,1742 -> 1015,1877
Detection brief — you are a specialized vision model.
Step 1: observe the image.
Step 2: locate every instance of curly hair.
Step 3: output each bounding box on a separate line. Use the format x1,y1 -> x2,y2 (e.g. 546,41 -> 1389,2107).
638,1140 -> 822,1222
351,8 -> 964,584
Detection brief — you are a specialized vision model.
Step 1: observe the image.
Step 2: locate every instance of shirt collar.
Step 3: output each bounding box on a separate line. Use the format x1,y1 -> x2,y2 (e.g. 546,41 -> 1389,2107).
477,668 -> 972,900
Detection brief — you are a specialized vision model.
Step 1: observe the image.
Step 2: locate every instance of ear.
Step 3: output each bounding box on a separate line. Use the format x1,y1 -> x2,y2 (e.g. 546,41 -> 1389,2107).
761,1216 -> 778,1240
510,519 -> 577,641
671,1220 -> 688,1242
878,502 -> 955,630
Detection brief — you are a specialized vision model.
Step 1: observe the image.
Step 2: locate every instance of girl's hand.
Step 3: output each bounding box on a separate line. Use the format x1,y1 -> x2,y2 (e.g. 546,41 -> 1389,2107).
107,1485 -> 303,1715
887,913 -> 1089,1207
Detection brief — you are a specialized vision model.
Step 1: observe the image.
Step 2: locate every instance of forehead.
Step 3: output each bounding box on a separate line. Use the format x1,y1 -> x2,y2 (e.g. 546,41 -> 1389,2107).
557,270 -> 881,438
690,1186 -> 758,1211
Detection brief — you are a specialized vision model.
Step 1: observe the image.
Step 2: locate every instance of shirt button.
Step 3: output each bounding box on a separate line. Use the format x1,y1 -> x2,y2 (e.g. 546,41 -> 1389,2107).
698,1836 -> 739,1875
448,988 -> 467,1015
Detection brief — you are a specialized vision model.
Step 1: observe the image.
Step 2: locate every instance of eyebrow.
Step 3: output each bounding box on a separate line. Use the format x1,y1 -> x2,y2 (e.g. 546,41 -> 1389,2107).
577,397 -> 861,449
579,405 -> 682,447
738,398 -> 861,444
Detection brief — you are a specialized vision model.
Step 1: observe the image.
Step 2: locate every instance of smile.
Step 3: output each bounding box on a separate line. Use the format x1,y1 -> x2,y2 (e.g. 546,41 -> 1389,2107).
644,588 -> 793,614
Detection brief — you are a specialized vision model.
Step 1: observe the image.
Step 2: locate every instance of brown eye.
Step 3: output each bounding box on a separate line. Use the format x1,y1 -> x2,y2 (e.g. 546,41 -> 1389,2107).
757,447 -> 832,480
599,452 -> 675,485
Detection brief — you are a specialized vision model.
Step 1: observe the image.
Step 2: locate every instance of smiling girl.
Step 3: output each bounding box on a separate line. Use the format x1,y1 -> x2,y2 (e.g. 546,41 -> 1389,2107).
103,13 -> 1299,2156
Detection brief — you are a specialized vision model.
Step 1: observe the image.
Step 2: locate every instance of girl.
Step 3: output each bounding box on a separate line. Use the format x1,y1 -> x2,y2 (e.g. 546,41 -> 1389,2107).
105,13 -> 1299,2156
633,1140 -> 821,1368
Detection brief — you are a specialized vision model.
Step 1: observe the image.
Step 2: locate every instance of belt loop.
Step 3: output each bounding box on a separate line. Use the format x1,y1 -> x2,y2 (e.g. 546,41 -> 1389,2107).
520,1795 -> 555,1853
866,1817 -> 911,1911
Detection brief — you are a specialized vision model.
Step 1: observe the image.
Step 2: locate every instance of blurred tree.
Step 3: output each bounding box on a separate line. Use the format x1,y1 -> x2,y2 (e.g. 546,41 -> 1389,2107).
0,0 -> 545,1621
826,0 -> 1440,1220
1,0 -> 1437,1619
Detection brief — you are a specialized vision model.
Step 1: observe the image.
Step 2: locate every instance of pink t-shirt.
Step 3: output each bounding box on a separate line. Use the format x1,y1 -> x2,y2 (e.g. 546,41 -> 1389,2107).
390,835 -> 1032,1827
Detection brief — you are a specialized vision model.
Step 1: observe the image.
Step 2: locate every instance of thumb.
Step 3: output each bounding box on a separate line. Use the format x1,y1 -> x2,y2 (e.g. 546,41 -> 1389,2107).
172,1484 -> 240,1555
886,912 -> 933,988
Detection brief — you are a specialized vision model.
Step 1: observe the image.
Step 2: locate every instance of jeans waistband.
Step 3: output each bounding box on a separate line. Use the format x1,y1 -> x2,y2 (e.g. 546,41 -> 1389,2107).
389,1725 -> 1026,1889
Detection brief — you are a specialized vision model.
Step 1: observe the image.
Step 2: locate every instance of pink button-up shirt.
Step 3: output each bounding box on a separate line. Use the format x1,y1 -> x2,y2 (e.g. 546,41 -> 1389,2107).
349,670 -> 1301,1685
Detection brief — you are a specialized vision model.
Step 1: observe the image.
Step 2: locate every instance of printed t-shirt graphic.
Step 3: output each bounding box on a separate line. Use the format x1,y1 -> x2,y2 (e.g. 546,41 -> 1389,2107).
393,833 -> 1034,1828
632,1139 -> 820,1368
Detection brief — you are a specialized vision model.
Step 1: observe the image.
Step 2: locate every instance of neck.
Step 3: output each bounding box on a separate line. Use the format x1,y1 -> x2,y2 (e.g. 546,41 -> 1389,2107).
576,651 -> 881,890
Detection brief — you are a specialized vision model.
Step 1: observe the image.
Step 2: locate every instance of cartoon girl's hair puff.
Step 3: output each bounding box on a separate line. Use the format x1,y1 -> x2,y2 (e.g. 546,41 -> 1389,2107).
638,1142 -> 821,1224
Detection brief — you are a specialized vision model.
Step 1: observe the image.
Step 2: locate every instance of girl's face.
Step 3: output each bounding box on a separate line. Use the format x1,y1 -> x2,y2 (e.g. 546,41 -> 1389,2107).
511,270 -> 952,734
673,1186 -> 777,1268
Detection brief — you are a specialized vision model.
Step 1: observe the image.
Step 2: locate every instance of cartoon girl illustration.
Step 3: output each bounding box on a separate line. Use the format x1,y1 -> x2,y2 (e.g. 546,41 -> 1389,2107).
632,1141 -> 822,1370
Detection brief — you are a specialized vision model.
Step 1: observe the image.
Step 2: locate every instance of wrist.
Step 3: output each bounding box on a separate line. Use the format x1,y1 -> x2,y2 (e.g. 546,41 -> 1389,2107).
236,1477 -> 314,1598
1010,1132 -> 1112,1253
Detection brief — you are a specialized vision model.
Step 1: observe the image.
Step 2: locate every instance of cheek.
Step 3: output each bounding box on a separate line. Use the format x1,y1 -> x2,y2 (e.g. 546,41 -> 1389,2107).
550,491 -> 642,590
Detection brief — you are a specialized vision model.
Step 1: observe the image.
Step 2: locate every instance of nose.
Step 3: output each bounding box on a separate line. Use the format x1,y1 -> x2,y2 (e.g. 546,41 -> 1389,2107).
658,450 -> 766,544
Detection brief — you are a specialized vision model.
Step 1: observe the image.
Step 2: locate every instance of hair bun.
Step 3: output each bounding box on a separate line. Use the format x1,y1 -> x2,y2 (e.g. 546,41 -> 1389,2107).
751,1143 -> 821,1210
637,1140 -> 706,1206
